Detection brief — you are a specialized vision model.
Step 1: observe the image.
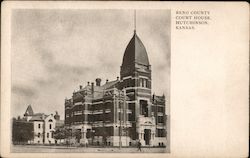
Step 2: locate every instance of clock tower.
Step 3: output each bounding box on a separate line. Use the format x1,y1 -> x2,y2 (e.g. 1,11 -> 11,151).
120,30 -> 155,145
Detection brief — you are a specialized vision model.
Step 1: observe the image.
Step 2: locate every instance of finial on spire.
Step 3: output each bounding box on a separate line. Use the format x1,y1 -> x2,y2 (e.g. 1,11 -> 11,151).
134,10 -> 136,33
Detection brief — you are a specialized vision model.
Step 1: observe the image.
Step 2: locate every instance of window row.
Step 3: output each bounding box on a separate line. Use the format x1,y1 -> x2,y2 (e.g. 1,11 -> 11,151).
38,124 -> 52,129
89,113 -> 113,122
37,132 -> 54,138
157,129 -> 166,137
139,78 -> 150,88
158,116 -> 164,123
74,111 -> 83,115
152,106 -> 165,113
123,78 -> 151,88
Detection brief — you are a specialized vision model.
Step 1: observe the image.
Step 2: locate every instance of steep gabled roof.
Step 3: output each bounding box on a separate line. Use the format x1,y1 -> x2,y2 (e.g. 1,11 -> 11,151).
121,32 -> 150,69
24,105 -> 34,116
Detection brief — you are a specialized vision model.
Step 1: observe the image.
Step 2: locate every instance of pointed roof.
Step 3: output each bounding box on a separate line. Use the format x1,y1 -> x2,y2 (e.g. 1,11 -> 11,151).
24,105 -> 34,116
121,32 -> 150,69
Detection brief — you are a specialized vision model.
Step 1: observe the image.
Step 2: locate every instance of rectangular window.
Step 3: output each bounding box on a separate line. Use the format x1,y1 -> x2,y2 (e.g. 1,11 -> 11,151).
38,124 -> 40,129
128,113 -> 133,121
125,80 -> 128,88
118,112 -> 122,121
158,107 -> 164,113
152,106 -> 155,112
158,116 -> 164,123
128,103 -> 133,109
157,129 -> 165,137
38,133 -> 40,138
139,78 -> 143,87
47,133 -> 49,138
49,124 -> 52,129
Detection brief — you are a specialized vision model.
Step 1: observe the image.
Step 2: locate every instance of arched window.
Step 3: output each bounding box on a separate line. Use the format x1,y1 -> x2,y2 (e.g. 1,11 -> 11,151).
48,119 -> 53,122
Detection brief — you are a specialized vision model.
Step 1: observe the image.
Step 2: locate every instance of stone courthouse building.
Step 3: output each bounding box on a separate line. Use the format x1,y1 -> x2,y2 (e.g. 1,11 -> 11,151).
64,30 -> 168,147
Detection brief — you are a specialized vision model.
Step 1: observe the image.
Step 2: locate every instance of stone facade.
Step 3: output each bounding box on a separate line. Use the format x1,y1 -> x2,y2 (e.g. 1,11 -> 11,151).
65,31 -> 168,147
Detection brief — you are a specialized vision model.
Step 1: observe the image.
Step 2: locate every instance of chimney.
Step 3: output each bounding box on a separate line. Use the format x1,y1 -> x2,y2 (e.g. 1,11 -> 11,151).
91,82 -> 94,94
79,85 -> 82,89
54,111 -> 60,121
106,79 -> 109,83
42,114 -> 45,120
87,82 -> 90,86
117,76 -> 119,81
96,78 -> 101,86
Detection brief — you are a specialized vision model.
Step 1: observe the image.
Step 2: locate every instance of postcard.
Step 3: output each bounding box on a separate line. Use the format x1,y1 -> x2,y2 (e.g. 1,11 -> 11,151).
1,1 -> 249,158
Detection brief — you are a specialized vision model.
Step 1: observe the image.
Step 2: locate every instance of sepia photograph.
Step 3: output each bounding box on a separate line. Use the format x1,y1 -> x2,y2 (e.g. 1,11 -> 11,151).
10,9 -> 171,153
2,2 -> 248,158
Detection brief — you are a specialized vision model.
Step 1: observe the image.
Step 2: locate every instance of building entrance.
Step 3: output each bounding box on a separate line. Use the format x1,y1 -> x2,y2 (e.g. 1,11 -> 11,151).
144,129 -> 151,145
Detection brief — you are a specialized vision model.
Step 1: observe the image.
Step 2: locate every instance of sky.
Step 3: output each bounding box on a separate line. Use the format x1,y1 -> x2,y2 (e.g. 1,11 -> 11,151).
11,9 -> 171,119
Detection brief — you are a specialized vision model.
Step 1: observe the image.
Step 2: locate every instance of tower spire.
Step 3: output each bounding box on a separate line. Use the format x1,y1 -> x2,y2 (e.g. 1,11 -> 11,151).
134,10 -> 136,33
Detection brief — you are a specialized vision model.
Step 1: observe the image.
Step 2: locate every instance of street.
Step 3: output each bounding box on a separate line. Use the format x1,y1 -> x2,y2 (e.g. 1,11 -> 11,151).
11,145 -> 168,153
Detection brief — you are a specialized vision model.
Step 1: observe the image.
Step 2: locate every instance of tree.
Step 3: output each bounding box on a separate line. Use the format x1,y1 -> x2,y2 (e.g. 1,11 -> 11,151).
64,128 -> 71,139
72,129 -> 81,143
53,127 -> 71,144
12,119 -> 34,144
53,128 -> 64,144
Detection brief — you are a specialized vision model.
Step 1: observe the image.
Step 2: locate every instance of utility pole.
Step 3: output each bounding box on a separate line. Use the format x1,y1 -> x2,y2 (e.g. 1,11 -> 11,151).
123,89 -> 127,147
119,90 -> 122,149
134,10 -> 136,32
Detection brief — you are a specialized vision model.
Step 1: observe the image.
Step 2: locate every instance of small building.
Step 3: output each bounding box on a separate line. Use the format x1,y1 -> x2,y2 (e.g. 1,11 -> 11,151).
23,105 -> 63,144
